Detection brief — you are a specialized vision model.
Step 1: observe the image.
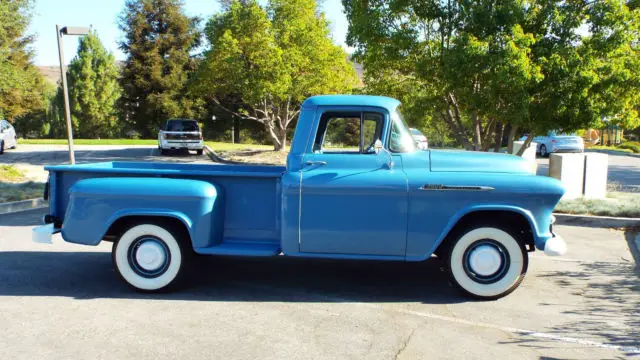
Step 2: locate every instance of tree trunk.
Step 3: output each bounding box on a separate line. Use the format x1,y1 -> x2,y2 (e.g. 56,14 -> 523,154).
507,125 -> 519,154
266,121 -> 288,151
493,122 -> 504,153
516,133 -> 534,156
471,110 -> 482,151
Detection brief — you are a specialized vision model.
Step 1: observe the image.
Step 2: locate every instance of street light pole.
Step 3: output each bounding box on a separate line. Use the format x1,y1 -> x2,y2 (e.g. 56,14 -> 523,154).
56,25 -> 90,164
56,24 -> 75,164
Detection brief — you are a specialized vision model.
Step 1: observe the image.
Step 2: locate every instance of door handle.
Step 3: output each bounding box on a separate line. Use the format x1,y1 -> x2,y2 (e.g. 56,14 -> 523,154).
305,160 -> 327,166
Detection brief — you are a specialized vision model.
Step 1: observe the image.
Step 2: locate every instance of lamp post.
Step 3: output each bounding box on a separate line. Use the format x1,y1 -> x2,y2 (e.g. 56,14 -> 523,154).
56,25 -> 90,164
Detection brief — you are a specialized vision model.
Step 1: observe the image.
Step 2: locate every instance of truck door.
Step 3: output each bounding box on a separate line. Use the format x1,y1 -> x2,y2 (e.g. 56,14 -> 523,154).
299,109 -> 408,256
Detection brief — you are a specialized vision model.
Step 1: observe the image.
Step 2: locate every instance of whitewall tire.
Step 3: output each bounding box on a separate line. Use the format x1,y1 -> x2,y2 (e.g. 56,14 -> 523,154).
113,224 -> 187,292
447,227 -> 528,300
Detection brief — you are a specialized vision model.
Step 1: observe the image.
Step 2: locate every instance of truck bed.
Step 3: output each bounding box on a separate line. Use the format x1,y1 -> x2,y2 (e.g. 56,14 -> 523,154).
46,161 -> 286,254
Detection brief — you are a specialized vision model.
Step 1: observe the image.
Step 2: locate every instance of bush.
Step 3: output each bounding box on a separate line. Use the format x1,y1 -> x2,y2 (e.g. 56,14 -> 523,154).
618,142 -> 640,153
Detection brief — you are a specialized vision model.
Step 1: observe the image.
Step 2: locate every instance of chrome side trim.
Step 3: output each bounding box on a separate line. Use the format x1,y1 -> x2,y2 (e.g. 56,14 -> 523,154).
419,184 -> 495,191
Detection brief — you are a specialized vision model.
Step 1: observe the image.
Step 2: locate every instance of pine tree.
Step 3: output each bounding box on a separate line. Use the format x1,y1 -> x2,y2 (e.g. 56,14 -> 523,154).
0,0 -> 47,121
67,30 -> 121,138
118,0 -> 201,137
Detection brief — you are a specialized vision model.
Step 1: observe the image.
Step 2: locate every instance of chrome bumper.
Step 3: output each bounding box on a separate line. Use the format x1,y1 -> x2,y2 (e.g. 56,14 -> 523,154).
544,233 -> 567,256
543,215 -> 566,256
32,224 -> 60,244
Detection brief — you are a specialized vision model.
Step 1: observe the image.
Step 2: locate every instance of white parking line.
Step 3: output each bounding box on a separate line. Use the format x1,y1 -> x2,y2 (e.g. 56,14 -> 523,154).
235,281 -> 640,355
393,307 -> 640,355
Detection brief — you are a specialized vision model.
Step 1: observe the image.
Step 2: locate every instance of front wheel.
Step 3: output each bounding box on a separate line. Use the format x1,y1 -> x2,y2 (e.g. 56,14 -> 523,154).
0,140 -> 4,154
196,149 -> 203,156
539,144 -> 548,157
112,223 -> 189,292
446,226 -> 528,300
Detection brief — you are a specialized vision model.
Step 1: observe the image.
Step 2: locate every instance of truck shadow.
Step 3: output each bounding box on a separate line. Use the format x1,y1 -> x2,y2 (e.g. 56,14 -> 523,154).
0,250 -> 465,304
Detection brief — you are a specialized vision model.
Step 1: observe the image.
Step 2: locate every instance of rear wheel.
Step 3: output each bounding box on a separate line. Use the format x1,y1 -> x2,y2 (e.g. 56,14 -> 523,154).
0,140 -> 4,155
160,148 -> 167,155
112,223 -> 190,292
539,144 -> 548,157
445,226 -> 528,300
196,149 -> 203,156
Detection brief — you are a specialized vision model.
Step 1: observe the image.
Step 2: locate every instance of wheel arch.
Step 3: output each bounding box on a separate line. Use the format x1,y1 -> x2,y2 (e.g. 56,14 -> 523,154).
102,212 -> 193,246
431,207 -> 536,258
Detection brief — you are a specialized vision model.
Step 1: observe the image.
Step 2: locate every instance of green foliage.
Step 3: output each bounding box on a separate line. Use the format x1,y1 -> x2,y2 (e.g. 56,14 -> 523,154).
555,192 -> 640,218
0,0 -> 48,121
618,142 -> 640,153
118,0 -> 201,138
67,31 -> 121,138
344,0 -> 640,152
191,0 -> 358,150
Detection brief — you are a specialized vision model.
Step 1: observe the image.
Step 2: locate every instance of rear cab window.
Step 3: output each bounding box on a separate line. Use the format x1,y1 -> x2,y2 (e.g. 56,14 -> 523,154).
165,119 -> 199,132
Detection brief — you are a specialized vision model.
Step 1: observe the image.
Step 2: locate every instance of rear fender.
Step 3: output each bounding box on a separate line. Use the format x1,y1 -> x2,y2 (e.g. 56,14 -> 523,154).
61,177 -> 223,248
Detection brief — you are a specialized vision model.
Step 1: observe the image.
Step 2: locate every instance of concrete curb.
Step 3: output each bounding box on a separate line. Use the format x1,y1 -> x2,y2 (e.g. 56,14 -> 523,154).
585,149 -> 640,158
0,198 -> 47,215
553,213 -> 640,229
203,145 -> 237,164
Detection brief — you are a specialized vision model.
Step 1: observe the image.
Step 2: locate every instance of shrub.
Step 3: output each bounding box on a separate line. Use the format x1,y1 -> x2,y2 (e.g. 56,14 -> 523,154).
617,142 -> 640,153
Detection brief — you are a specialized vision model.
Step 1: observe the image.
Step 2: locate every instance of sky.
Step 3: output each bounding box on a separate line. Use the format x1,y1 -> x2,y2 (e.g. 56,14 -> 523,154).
28,0 -> 351,66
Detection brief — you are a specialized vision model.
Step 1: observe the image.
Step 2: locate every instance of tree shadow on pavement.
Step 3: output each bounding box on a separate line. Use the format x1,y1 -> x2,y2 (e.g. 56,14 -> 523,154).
0,250 -> 465,305
502,229 -> 640,357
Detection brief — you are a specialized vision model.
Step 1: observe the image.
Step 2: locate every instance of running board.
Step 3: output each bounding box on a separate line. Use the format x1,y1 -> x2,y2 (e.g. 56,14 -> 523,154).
194,242 -> 281,257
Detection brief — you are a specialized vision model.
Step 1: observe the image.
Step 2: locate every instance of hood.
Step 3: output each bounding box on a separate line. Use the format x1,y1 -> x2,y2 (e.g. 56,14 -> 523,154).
429,150 -> 532,174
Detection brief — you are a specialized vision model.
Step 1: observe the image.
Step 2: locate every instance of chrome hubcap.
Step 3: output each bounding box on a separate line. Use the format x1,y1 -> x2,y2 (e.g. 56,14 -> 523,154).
468,245 -> 502,276
135,241 -> 167,271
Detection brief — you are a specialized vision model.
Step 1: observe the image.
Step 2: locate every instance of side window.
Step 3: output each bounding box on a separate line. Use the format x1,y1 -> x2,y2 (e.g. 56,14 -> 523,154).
389,120 -> 413,152
362,112 -> 384,153
313,112 -> 385,154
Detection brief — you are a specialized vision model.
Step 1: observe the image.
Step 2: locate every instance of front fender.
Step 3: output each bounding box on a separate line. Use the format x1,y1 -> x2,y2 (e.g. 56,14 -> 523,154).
61,177 -> 222,248
407,204 -> 552,262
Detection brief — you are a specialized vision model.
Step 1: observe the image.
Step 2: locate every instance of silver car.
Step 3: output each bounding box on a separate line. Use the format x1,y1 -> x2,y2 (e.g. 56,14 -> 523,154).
523,132 -> 584,157
409,128 -> 429,150
0,119 -> 17,154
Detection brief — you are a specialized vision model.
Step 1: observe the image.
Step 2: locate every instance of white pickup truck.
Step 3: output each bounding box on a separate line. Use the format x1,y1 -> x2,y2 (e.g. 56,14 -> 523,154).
157,118 -> 204,155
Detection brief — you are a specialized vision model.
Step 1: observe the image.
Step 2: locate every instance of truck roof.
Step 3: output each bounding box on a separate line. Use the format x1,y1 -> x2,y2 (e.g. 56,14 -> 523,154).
302,95 -> 400,110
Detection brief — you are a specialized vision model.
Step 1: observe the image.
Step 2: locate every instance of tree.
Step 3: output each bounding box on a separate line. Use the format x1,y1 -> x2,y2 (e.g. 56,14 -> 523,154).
0,0 -> 47,121
67,30 -> 121,138
118,0 -> 201,138
344,0 -> 640,154
191,0 -> 358,151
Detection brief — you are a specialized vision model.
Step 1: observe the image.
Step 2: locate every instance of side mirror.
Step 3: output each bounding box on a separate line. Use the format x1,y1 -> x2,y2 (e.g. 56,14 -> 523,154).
374,139 -> 384,154
374,139 -> 394,169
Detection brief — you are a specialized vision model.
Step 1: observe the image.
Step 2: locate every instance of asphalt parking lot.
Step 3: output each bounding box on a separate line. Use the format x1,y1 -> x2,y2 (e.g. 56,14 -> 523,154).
0,144 -> 210,182
0,209 -> 638,359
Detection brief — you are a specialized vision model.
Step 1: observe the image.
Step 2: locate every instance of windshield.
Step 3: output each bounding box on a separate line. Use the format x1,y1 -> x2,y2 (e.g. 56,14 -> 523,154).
389,109 -> 416,153
166,119 -> 199,132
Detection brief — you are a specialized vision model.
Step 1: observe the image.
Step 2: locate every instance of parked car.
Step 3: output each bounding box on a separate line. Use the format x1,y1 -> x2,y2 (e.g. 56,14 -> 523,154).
33,95 -> 566,300
158,118 -> 204,155
522,132 -> 584,157
409,128 -> 429,149
0,120 -> 17,154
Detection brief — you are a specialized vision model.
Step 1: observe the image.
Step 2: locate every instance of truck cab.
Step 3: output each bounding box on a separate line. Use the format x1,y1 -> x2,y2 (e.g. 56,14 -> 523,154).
33,95 -> 566,299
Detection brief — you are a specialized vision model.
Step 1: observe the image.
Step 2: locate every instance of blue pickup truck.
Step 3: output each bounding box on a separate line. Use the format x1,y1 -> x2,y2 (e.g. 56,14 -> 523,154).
33,95 -> 566,299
